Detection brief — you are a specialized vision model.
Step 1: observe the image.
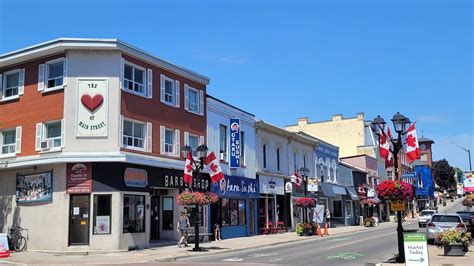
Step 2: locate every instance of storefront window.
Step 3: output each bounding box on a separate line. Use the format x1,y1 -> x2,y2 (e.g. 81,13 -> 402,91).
93,194 -> 111,235
333,200 -> 343,218
239,200 -> 246,225
123,194 -> 145,233
346,200 -> 353,218
162,197 -> 174,230
221,198 -> 230,226
230,199 -> 239,226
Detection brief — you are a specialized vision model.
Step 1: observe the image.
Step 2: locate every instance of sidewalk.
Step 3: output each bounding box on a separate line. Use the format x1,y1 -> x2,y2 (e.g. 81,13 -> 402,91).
381,245 -> 473,266
1,222 -> 396,265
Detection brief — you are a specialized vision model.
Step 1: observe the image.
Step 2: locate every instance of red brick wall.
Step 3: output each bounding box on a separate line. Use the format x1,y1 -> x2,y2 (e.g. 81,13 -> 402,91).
0,54 -> 65,156
121,54 -> 207,158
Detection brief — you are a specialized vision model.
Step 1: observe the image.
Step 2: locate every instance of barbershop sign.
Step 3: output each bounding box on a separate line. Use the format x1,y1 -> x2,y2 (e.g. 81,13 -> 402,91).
211,175 -> 259,198
162,174 -> 210,192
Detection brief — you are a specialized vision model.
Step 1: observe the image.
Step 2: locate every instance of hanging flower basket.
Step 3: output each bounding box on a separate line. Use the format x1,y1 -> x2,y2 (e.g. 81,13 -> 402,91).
177,191 -> 219,206
295,198 -> 316,208
376,180 -> 414,201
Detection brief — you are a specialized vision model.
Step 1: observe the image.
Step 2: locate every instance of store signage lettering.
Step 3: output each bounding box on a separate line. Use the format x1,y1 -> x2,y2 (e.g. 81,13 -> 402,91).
76,79 -> 108,137
211,176 -> 259,198
66,163 -> 92,194
259,175 -> 284,195
229,118 -> 241,168
164,175 -> 209,191
124,168 -> 148,188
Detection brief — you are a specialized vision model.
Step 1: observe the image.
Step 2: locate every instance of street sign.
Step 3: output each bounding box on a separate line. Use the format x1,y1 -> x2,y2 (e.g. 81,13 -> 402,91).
390,199 -> 405,211
404,233 -> 429,266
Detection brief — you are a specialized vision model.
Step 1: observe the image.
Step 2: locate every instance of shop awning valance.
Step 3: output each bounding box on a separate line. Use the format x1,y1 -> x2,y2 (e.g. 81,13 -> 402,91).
346,186 -> 359,201
319,183 -> 348,198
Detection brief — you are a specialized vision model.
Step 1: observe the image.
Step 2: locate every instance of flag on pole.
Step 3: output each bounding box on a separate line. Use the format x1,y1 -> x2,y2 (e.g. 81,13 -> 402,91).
379,129 -> 390,159
385,128 -> 394,168
292,172 -> 303,189
205,151 -> 225,183
183,151 -> 194,184
402,122 -> 421,163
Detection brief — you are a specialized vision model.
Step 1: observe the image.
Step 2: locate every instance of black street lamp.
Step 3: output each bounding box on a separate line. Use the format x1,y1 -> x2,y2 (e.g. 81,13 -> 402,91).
181,144 -> 209,252
299,167 -> 310,222
373,112 -> 410,263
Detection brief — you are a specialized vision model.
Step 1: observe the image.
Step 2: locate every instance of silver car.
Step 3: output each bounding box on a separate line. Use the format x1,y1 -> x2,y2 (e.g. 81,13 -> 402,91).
426,214 -> 466,243
418,210 -> 436,228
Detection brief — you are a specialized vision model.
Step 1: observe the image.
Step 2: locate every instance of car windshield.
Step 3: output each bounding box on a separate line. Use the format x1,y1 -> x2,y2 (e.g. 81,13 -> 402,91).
421,211 -> 435,216
431,216 -> 461,223
457,212 -> 474,219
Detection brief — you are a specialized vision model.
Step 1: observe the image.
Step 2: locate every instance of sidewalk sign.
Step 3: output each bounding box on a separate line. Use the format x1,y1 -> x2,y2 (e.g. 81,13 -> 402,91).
0,233 -> 10,258
404,233 -> 429,266
391,199 -> 405,211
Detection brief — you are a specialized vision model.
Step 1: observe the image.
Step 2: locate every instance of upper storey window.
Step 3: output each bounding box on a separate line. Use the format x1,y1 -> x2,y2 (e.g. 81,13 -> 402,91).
160,74 -> 180,108
0,69 -> 25,101
121,59 -> 153,98
38,58 -> 67,92
184,84 -> 204,115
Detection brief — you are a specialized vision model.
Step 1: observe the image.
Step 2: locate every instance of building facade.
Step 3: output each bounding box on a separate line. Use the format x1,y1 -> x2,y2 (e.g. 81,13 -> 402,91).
206,95 -> 258,239
0,38 -> 209,251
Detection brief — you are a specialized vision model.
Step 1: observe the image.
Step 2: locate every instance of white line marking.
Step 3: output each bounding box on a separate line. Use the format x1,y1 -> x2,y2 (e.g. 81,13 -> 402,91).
223,257 -> 243,262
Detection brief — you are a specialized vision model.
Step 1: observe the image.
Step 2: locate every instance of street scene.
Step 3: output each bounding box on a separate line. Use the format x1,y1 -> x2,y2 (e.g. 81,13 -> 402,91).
0,0 -> 472,265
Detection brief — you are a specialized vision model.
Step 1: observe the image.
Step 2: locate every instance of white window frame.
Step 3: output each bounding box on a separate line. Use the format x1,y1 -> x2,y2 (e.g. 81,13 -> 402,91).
44,58 -> 66,92
43,121 -> 63,150
164,129 -> 175,154
0,128 -> 17,157
240,131 -> 245,167
122,118 -> 147,151
1,69 -> 24,101
161,75 -> 179,108
184,84 -> 203,115
160,126 -> 180,157
345,200 -> 353,218
219,124 -> 227,161
122,61 -> 147,97
185,132 -> 204,158
36,120 -> 64,153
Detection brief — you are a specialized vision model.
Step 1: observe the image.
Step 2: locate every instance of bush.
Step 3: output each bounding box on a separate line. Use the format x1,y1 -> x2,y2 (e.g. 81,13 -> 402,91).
364,217 -> 376,227
435,229 -> 472,247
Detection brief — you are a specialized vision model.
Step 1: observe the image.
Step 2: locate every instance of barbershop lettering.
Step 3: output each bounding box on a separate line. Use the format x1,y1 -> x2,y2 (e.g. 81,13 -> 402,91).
164,175 -> 209,191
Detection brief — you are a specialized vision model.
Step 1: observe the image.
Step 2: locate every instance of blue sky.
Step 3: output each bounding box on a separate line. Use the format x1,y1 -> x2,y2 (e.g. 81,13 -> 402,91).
1,0 -> 472,171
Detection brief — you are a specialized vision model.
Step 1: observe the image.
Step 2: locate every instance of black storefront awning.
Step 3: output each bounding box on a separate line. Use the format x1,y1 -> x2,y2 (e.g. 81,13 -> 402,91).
320,183 -> 349,198
346,186 -> 359,201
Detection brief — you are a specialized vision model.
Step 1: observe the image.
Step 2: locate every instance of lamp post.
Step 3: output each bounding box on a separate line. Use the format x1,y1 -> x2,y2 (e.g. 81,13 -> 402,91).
299,167 -> 310,222
446,141 -> 472,173
372,112 -> 411,263
181,144 -> 209,252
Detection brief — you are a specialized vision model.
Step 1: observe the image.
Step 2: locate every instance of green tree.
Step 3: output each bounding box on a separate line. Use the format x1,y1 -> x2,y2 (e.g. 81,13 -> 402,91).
433,159 -> 456,190
454,167 -> 464,183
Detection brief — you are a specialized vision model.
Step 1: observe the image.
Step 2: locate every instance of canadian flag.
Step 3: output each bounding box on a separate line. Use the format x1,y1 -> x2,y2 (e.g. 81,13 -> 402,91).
292,172 -> 303,189
183,151 -> 194,184
385,128 -> 394,168
379,129 -> 390,159
403,122 -> 420,163
204,151 -> 225,183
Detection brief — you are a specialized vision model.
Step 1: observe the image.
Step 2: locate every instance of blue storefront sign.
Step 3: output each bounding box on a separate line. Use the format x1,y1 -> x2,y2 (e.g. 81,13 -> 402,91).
229,118 -> 241,168
211,175 -> 259,198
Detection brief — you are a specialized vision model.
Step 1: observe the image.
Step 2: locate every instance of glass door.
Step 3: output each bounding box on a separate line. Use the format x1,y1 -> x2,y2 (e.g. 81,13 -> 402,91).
69,195 -> 90,245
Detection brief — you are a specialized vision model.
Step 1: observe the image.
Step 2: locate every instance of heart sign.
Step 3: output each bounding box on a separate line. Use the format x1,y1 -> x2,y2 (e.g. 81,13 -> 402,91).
81,94 -> 104,113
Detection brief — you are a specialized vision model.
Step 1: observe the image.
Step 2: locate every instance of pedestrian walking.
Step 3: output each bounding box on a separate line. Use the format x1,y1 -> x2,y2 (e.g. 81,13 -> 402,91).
214,223 -> 222,241
325,208 -> 331,228
177,211 -> 190,248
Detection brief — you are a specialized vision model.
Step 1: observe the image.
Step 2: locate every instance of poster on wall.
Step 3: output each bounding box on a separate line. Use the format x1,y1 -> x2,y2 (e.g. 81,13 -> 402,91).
313,205 -> 325,224
95,216 -> 111,234
76,79 -> 108,137
229,118 -> 241,168
66,163 -> 92,194
16,171 -> 53,203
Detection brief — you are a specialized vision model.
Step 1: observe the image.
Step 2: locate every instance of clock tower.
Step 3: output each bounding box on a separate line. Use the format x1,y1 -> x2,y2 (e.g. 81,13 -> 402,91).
418,136 -> 435,168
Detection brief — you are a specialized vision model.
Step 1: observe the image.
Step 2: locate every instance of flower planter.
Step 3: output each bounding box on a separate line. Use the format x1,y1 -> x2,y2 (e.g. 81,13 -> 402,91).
302,228 -> 311,236
444,244 -> 467,256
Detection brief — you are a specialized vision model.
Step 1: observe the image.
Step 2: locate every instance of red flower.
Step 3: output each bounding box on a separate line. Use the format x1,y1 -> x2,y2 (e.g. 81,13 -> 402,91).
177,191 -> 219,206
295,198 -> 316,208
376,180 -> 414,201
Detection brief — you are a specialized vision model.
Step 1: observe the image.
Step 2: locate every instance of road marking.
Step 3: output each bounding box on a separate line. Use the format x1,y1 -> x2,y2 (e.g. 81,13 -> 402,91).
249,252 -> 278,257
223,257 -> 243,262
328,237 -> 351,242
327,252 -> 365,260
270,258 -> 283,262
328,231 -> 394,249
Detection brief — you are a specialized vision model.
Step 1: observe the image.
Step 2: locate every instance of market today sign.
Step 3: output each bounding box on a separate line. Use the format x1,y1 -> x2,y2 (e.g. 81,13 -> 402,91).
76,79 -> 108,137
404,233 -> 429,266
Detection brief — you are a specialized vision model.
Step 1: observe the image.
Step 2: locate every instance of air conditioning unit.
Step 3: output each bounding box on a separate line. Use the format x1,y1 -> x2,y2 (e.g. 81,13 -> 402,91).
41,140 -> 53,150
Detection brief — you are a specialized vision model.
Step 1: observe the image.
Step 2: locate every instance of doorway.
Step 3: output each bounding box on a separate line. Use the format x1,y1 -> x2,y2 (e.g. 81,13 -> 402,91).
249,199 -> 255,235
150,196 -> 160,240
69,195 -> 90,246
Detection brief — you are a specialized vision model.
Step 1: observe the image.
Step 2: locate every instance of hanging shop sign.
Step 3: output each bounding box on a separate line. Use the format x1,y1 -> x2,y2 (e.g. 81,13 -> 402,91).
211,175 -> 259,198
229,118 -> 241,168
124,168 -> 148,188
464,172 -> 474,193
66,163 -> 92,194
259,175 -> 284,195
16,171 -> 53,203
76,78 -> 108,137
285,182 -> 293,194
403,233 -> 429,266
162,173 -> 210,192
391,199 -> 406,211
307,177 -> 318,192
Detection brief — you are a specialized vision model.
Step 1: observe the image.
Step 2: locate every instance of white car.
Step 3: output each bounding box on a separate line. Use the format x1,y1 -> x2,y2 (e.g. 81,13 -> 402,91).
418,210 -> 436,228
426,214 -> 466,243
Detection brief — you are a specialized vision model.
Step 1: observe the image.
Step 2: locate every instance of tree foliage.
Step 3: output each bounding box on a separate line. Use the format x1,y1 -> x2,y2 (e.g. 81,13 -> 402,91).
433,159 -> 456,190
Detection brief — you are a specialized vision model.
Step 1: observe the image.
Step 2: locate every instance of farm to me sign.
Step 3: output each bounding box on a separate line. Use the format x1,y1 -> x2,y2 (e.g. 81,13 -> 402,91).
77,79 -> 108,137
404,233 -> 429,266
66,163 -> 92,194
391,199 -> 405,211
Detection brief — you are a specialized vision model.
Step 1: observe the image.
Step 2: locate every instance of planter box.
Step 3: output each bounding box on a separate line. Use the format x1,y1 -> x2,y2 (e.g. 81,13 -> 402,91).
444,244 -> 467,256
302,228 -> 312,236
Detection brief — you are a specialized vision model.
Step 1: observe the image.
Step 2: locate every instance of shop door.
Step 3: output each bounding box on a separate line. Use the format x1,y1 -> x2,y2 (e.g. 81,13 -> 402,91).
69,195 -> 90,246
249,200 -> 255,235
150,196 -> 160,240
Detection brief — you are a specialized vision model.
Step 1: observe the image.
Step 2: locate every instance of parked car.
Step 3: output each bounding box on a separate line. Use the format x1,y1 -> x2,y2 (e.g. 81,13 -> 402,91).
426,214 -> 466,243
456,211 -> 474,233
418,210 -> 436,228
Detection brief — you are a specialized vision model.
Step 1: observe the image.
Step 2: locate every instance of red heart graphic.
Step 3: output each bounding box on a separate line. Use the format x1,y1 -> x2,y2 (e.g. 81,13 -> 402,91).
81,94 -> 104,113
